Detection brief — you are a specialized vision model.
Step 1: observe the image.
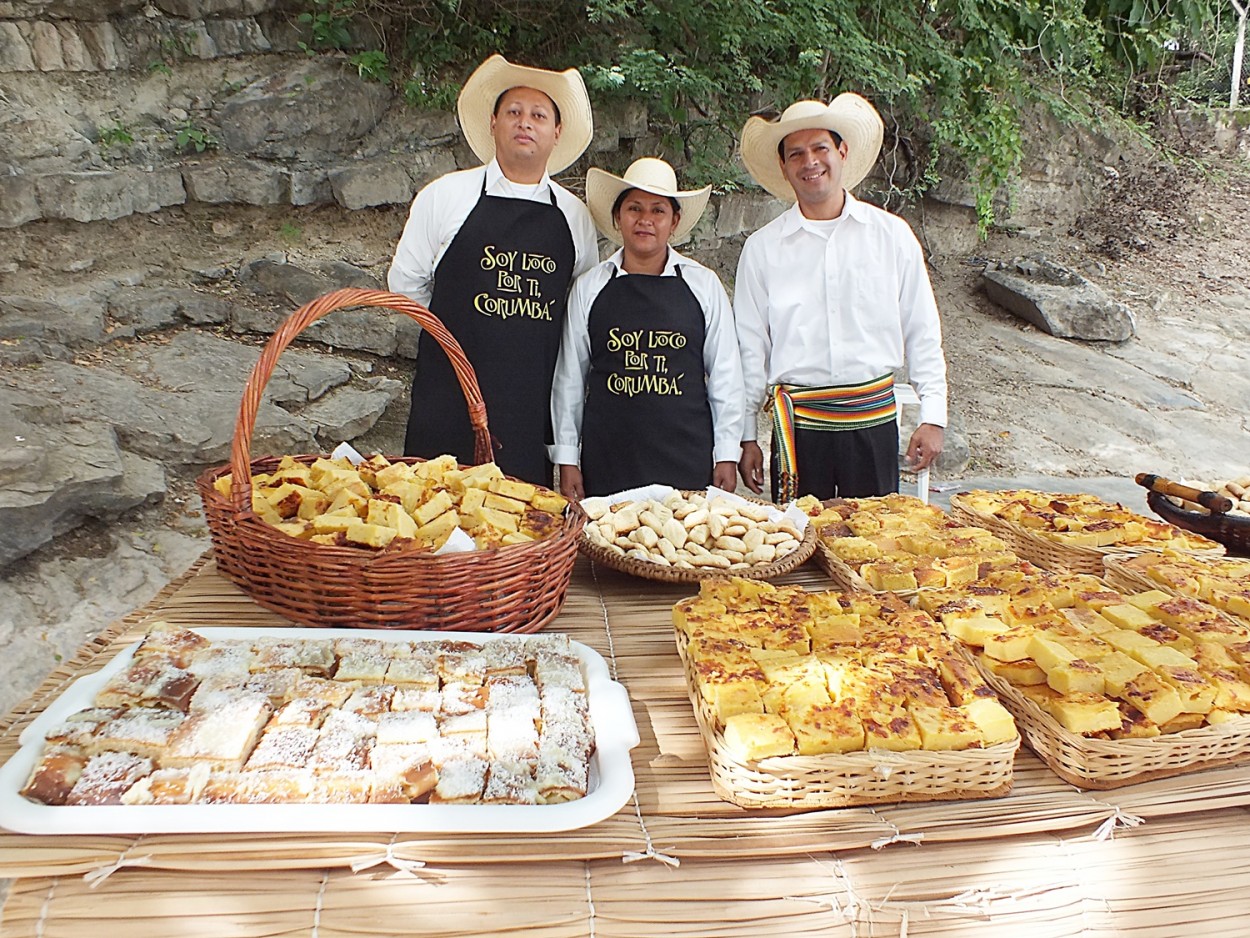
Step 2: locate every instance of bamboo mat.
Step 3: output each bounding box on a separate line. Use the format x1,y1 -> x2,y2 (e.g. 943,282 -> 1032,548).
3,554 -> 1250,882
5,808 -> 1250,937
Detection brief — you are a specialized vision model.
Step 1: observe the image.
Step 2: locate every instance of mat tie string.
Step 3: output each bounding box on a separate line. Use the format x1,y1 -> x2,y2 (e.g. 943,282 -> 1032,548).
33,880 -> 56,938
1093,807 -> 1144,841
350,836 -> 427,875
83,839 -> 153,887
870,831 -> 925,850
622,845 -> 680,867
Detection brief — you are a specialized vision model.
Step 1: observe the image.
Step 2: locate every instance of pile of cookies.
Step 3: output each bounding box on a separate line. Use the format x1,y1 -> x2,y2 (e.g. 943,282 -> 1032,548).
581,491 -> 803,571
1167,476 -> 1250,517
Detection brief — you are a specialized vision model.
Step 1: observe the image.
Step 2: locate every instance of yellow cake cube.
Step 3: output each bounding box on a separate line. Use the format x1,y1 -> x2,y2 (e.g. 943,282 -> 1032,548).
961,697 -> 1018,744
1099,651 -> 1149,696
1045,692 -> 1122,735
782,701 -> 865,755
1120,671 -> 1184,726
909,705 -> 982,750
1047,659 -> 1105,696
860,705 -> 923,751
722,712 -> 796,761
1100,603 -> 1159,631
981,654 -> 1048,686
984,626 -> 1036,663
1155,666 -> 1216,713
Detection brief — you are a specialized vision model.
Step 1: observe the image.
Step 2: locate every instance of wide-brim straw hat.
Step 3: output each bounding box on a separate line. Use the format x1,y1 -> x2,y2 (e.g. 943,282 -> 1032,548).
586,158 -> 711,245
457,54 -> 593,176
739,93 -> 884,203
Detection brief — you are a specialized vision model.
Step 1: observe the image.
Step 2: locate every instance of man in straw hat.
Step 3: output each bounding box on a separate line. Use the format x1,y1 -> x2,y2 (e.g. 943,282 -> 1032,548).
550,157 -> 744,498
734,94 -> 948,502
388,54 -> 599,485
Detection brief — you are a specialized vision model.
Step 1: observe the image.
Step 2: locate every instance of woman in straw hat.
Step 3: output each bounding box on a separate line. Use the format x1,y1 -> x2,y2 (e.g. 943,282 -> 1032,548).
733,94 -> 947,502
388,54 -> 599,485
550,158 -> 745,499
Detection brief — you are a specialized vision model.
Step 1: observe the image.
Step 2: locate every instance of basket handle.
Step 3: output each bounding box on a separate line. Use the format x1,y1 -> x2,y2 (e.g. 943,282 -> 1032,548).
1135,473 -> 1232,514
228,288 -> 491,512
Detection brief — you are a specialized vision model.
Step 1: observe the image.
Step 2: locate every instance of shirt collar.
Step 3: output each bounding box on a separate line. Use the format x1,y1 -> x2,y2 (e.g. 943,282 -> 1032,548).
484,158 -> 553,194
606,246 -> 690,276
778,189 -> 868,236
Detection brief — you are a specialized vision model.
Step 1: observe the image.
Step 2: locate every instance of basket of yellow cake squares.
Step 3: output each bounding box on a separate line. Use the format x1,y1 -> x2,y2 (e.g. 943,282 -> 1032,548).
920,564 -> 1250,789
799,493 -> 1019,598
948,489 -> 1224,577
195,288 -> 583,633
671,577 -> 1020,809
1102,550 -> 1250,630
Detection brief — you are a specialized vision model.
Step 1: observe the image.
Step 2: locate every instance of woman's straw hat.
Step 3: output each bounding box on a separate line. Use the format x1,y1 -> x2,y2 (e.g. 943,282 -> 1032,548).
586,157 -> 711,245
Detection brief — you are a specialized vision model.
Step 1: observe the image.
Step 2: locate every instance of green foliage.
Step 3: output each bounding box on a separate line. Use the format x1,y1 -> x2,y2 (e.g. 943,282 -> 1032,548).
297,0 -> 356,50
147,60 -> 172,77
279,221 -> 303,244
174,119 -> 217,154
294,0 -> 1227,236
97,123 -> 134,151
349,49 -> 390,83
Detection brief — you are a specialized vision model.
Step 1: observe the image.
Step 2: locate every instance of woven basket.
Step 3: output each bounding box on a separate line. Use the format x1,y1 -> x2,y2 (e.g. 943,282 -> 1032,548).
949,493 -> 1225,577
674,632 -> 1017,809
1146,491 -> 1250,554
1102,554 -> 1250,630
968,652 -> 1250,789
196,288 -> 584,632
578,493 -> 816,584
811,540 -> 931,600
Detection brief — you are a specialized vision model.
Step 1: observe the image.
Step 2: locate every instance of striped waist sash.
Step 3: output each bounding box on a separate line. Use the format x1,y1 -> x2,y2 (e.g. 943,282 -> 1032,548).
772,374 -> 897,502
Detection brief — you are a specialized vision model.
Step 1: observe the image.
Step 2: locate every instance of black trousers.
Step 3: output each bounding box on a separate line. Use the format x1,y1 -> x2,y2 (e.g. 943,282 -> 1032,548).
770,421 -> 899,501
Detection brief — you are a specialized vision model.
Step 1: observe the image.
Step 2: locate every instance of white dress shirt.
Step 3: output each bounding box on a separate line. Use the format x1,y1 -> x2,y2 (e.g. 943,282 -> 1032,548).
387,159 -> 599,305
550,248 -> 746,465
733,192 -> 948,440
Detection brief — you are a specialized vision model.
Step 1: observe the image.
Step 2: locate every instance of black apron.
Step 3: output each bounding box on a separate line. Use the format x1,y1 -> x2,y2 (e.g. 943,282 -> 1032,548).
580,267 -> 714,496
405,179 -> 576,485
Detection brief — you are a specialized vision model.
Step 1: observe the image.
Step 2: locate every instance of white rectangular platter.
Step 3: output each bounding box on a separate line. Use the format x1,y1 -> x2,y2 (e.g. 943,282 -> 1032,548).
0,627 -> 639,835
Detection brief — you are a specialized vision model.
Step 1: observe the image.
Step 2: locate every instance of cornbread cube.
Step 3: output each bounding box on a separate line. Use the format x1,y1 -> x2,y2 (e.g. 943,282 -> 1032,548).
1172,617 -> 1250,646
1158,712 -> 1207,733
1125,589 -> 1175,613
1098,651 -> 1149,696
1028,634 -> 1077,673
343,520 -> 398,549
981,654 -> 1048,686
945,615 -> 1008,648
530,490 -> 570,515
860,705 -> 923,751
830,536 -> 882,563
1101,629 -> 1160,656
1075,590 -> 1127,612
456,462 -> 505,490
961,698 -> 1017,744
1046,692 -> 1123,735
909,705 -> 982,750
781,701 -> 865,755
861,562 -> 919,592
1062,607 -> 1117,635
984,626 -> 1036,663
1100,603 -> 1159,631
1203,669 -> 1250,711
1121,671 -> 1184,726
709,681 -> 765,723
1047,659 -> 1105,696
1152,596 -> 1212,627
722,712 -> 796,761
1132,645 -> 1198,671
1107,705 -> 1161,739
1155,666 -> 1216,713
932,652 -> 993,705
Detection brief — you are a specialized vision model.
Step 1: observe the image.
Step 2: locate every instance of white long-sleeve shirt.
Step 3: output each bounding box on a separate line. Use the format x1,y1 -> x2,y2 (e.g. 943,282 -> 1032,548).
387,159 -> 599,305
550,248 -> 746,465
733,192 -> 948,441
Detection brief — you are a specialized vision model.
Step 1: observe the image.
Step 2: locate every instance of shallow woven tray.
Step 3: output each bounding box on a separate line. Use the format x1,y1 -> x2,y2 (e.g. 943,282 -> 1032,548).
1147,491 -> 1250,554
197,288 -> 585,632
949,493 -> 1225,576
967,651 -> 1250,789
578,492 -> 816,584
673,631 -> 1017,809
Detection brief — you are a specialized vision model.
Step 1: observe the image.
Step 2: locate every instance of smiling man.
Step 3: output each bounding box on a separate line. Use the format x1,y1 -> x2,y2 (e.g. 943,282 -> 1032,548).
733,94 -> 948,502
388,55 -> 599,485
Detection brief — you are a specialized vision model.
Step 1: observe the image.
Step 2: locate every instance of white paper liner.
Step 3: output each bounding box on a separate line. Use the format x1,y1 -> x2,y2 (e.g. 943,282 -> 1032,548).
580,484 -> 808,533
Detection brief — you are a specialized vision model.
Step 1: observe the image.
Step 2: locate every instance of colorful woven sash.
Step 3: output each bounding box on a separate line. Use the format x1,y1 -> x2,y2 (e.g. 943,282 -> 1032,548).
772,374 -> 897,502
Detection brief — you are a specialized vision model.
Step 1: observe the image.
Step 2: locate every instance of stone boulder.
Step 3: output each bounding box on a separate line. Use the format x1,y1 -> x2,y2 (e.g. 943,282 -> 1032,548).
217,60 -> 392,160
982,257 -> 1137,341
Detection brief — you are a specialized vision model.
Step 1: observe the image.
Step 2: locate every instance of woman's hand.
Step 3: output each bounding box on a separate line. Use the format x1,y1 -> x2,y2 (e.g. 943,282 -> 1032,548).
559,464 -> 585,501
712,461 -> 738,492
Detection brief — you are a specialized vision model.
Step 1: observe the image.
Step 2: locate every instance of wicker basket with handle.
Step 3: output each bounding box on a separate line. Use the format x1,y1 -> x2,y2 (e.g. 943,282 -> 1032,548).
195,288 -> 585,632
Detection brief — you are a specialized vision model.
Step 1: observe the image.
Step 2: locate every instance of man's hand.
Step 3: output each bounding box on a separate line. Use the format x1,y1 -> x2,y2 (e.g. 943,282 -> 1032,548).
712,461 -> 738,492
905,423 -> 945,471
558,464 -> 585,501
738,441 -> 765,494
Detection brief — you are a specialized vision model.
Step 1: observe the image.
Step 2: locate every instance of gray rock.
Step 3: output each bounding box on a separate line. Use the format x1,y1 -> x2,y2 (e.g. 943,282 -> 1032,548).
0,175 -> 41,227
405,148 -> 459,192
329,161 -> 414,209
312,260 -> 382,290
0,292 -> 107,349
183,159 -> 288,204
36,169 -> 186,222
239,258 -> 335,306
218,60 -> 393,159
155,0 -> 277,15
57,21 -> 91,70
0,402 -> 161,567
305,377 -> 403,447
289,167 -> 333,206
982,257 -> 1137,341
78,20 -> 122,70
28,20 -> 63,70
714,192 -> 786,239
203,18 -> 273,56
0,21 -> 35,71
106,286 -> 233,335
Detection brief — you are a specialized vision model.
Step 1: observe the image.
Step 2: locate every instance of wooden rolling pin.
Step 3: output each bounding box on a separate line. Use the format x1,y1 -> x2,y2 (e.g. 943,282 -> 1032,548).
1135,473 -> 1234,514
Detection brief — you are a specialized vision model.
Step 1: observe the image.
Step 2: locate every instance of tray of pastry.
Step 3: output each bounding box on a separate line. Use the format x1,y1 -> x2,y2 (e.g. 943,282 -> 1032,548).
0,625 -> 638,834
